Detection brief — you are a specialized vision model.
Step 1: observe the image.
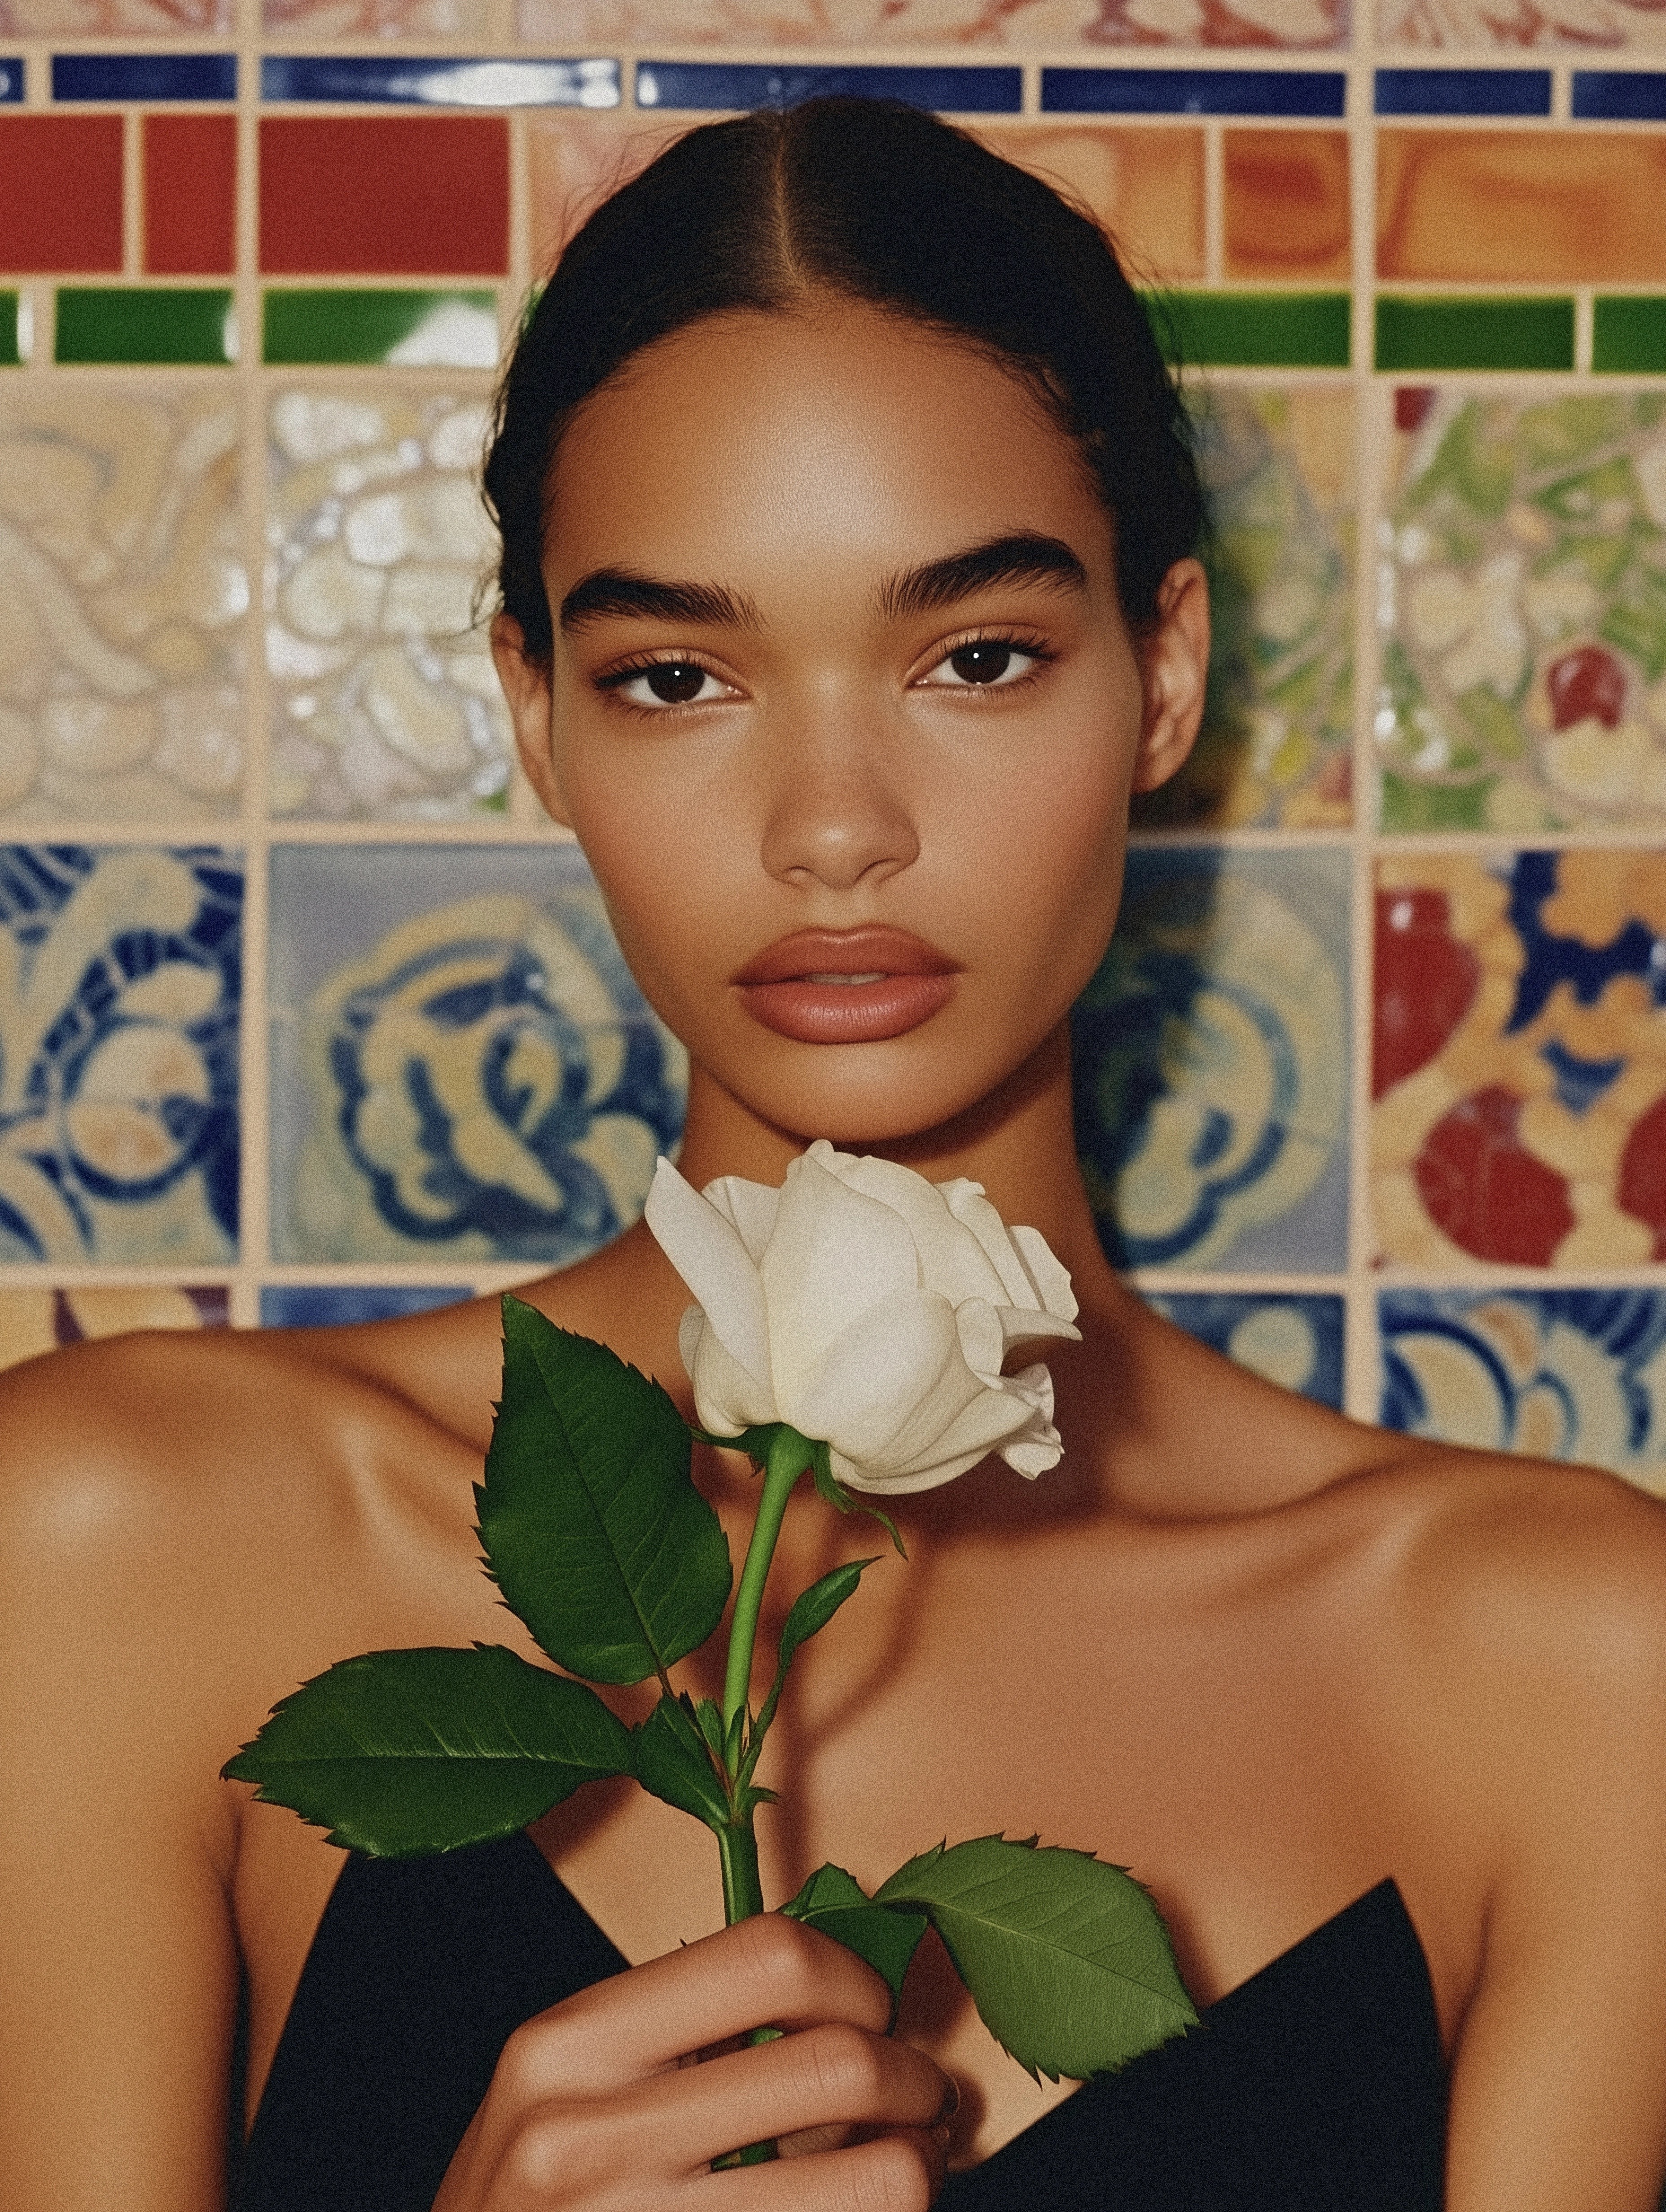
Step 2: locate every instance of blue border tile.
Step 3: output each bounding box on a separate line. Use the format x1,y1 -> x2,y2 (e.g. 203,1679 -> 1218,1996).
634,61 -> 1022,114
1145,1292 -> 1345,1409
0,58 -> 22,103
1375,67 -> 1549,117
260,1284 -> 472,1328
260,55 -> 619,107
1042,67 -> 1345,118
53,53 -> 235,101
1572,71 -> 1666,121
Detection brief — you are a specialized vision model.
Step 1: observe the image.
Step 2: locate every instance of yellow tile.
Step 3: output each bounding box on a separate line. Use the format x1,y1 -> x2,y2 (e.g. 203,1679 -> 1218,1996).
974,124 -> 1205,286
1378,130 -> 1666,285
1224,129 -> 1350,283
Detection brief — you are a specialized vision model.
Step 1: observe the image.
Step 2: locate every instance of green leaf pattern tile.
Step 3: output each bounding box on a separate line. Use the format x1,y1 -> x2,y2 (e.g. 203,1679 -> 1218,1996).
266,389 -> 512,819
1378,390 -> 1666,834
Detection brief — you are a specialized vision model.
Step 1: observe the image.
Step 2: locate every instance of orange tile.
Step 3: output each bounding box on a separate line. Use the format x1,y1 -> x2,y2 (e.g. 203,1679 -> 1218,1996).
1378,130 -> 1666,286
974,125 -> 1205,286
527,114 -> 677,280
1223,128 -> 1350,282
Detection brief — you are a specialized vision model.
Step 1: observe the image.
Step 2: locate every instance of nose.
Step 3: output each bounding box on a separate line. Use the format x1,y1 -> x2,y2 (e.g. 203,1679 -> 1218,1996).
758,711 -> 920,893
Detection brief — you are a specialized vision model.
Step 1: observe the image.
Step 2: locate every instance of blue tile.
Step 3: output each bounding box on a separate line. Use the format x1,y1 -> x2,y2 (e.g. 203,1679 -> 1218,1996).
1572,71 -> 1666,121
1144,1292 -> 1345,1409
0,59 -> 22,103
635,61 -> 1022,114
53,53 -> 236,101
261,1284 -> 472,1328
261,56 -> 619,107
1042,68 -> 1345,118
1375,67 -> 1549,116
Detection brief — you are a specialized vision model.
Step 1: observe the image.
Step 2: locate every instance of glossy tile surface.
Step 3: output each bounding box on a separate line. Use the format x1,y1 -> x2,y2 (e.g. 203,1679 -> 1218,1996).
261,289 -> 498,366
0,294 -> 17,366
55,287 -> 235,364
634,61 -> 1020,111
1379,1288 -> 1666,1489
259,117 -> 509,277
0,1282 -> 226,1369
1573,70 -> 1666,117
1373,851 -> 1666,1268
261,56 -> 617,106
1595,298 -> 1666,374
1381,0 -> 1666,43
975,123 -> 1205,285
1074,846 -> 1351,1273
1379,390 -> 1666,834
267,388 -> 510,818
1152,291 -> 1350,368
0,60 -> 19,99
1136,385 -> 1354,831
1222,128 -> 1349,283
268,843 -> 688,1264
1375,296 -> 1574,373
1043,67 -> 1345,115
0,847 -> 240,1262
52,51 -> 234,97
144,115 -> 236,277
1378,130 -> 1666,285
518,0 -> 1346,42
0,117 -> 123,275
1145,1290 -> 1345,1407
1375,68 -> 1548,114
0,386 -> 246,817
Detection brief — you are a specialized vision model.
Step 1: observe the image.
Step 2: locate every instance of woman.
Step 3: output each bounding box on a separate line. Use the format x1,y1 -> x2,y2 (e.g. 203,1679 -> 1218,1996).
3,97 -> 1666,2212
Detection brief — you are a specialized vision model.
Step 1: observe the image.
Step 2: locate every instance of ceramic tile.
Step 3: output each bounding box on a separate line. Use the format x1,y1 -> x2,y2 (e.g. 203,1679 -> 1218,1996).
0,295 -> 17,367
972,125 -> 1205,286
517,0 -> 1347,44
0,0 -> 227,27
0,1282 -> 226,1370
1379,1288 -> 1666,1491
1074,845 -> 1351,1273
52,52 -> 234,98
1144,1290 -> 1345,1408
527,114 -> 678,278
1375,297 -> 1574,373
1222,129 -> 1349,283
259,118 -> 509,278
0,60 -> 19,99
1378,131 -> 1666,287
1135,386 -> 1354,831
1381,0 -> 1666,44
0,846 -> 240,1263
55,288 -> 235,365
1573,70 -> 1666,116
1374,67 -> 1548,113
267,388 -> 511,819
1594,298 -> 1666,375
145,116 -> 236,278
633,61 -> 1021,112
260,1283 -> 469,1325
1150,291 -> 1350,368
267,843 -> 688,1265
261,57 -> 617,106
265,0 -> 484,32
0,386 -> 246,818
261,290 -> 498,367
1379,390 -> 1666,834
1372,850 -> 1666,1269
0,117 -> 123,275
1043,67 -> 1345,114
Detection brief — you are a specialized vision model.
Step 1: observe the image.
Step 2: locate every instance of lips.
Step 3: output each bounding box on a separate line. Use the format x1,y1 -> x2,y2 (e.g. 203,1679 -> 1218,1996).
732,926 -> 959,1045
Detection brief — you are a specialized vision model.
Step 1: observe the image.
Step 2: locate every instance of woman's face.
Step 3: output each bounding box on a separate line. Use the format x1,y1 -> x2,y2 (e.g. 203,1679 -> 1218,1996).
495,298 -> 1206,1149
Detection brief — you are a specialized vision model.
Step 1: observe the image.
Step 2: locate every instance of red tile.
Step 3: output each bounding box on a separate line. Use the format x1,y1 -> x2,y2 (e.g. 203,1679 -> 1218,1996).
0,116 -> 123,276
145,114 -> 237,278
259,116 -> 508,277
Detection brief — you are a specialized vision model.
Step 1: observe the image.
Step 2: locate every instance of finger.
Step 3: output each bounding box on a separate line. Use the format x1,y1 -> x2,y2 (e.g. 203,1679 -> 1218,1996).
501,1916 -> 894,2093
691,2128 -> 950,2212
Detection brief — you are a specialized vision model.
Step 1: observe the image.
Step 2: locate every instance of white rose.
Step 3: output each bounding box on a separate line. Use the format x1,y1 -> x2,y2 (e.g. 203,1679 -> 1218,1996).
643,1140 -> 1081,1496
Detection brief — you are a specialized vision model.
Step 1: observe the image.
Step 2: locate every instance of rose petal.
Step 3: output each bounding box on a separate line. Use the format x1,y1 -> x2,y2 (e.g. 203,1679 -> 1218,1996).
759,1150 -> 920,1402
1009,1223 -> 1079,1324
938,1179 -> 1052,1310
644,1157 -> 771,1393
701,1173 -> 779,1264
782,1286 -> 974,1467
836,1154 -> 1013,1310
684,1307 -> 780,1435
991,1302 -> 1081,1352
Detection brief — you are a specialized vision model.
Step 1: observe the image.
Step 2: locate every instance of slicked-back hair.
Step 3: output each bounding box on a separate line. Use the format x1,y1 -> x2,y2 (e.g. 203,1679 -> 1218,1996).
484,97 -> 1204,664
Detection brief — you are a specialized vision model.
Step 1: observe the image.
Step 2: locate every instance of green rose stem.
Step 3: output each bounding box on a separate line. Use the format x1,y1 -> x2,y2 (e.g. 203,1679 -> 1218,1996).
710,1422 -> 815,2169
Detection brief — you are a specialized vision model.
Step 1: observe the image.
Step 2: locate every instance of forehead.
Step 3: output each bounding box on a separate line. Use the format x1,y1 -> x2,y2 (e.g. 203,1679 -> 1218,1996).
541,301 -> 1114,599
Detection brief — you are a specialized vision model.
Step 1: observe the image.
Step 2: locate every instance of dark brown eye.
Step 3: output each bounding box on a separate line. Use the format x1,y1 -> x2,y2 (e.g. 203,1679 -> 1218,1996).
644,662 -> 708,703
947,643 -> 1014,685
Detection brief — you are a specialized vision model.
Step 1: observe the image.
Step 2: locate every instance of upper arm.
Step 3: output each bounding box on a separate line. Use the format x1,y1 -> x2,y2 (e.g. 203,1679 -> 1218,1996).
0,1346 -> 243,2212
1435,1476 -> 1666,2210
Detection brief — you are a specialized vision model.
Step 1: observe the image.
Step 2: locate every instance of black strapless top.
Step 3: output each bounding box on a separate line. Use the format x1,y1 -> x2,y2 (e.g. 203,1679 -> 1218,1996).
232,1833 -> 1447,2211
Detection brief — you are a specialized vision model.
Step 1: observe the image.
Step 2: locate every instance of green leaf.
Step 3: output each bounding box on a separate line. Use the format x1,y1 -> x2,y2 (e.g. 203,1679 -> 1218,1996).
780,1863 -> 928,2008
777,1558 -> 877,1677
874,1836 -> 1197,2082
633,1693 -> 731,1830
808,1440 -> 905,1558
221,1645 -> 632,1857
480,1298 -> 732,1684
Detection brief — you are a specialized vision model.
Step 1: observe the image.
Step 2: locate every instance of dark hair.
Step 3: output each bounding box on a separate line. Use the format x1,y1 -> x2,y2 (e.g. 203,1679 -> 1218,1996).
484,97 -> 1203,663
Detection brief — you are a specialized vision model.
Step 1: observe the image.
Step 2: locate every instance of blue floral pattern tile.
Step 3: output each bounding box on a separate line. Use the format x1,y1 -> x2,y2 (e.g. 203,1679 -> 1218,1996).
1379,1286 -> 1666,1490
269,843 -> 687,1265
1073,845 -> 1351,1273
1144,1290 -> 1345,1407
0,847 -> 239,1264
260,1283 -> 471,1326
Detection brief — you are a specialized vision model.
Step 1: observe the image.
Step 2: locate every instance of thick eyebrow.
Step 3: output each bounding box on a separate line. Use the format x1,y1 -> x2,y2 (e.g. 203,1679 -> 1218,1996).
877,533 -> 1088,621
558,568 -> 762,636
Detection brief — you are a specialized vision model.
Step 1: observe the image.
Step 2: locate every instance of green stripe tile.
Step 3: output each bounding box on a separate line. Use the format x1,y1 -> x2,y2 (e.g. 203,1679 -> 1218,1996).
262,288 -> 499,367
1145,290 -> 1350,369
1375,295 -> 1574,372
0,293 -> 18,367
1593,297 -> 1666,374
55,287 -> 234,364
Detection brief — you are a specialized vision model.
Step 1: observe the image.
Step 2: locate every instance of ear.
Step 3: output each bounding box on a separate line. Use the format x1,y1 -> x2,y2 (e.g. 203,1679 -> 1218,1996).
491,613 -> 572,828
1130,558 -> 1210,795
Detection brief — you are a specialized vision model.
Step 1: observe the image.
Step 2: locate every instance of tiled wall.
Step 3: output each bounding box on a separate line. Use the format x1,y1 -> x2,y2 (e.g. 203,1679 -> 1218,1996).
2,1 -> 1666,1488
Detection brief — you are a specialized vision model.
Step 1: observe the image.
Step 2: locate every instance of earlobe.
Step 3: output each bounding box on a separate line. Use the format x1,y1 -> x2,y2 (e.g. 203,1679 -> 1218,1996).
1131,557 -> 1210,794
490,613 -> 572,827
